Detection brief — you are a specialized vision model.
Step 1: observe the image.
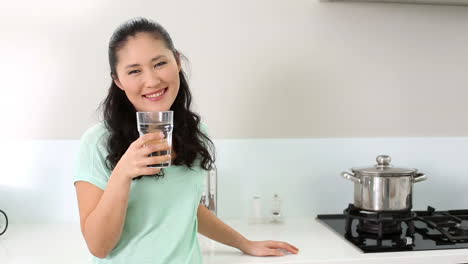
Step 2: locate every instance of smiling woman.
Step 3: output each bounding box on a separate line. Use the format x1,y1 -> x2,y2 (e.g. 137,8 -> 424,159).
73,17 -> 298,264
112,33 -> 181,112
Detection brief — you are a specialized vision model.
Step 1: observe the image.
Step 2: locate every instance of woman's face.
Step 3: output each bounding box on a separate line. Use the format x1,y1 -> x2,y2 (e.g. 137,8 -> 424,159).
113,32 -> 181,112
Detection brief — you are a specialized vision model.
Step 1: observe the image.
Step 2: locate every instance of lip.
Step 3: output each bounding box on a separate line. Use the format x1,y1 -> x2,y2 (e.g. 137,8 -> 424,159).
143,88 -> 167,102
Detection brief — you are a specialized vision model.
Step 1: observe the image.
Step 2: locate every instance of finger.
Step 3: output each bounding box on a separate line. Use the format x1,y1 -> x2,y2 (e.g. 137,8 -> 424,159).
266,241 -> 299,254
137,167 -> 161,176
136,132 -> 165,147
280,242 -> 299,254
275,249 -> 285,256
143,155 -> 172,166
275,241 -> 299,253
144,138 -> 167,146
142,143 -> 171,156
265,249 -> 284,257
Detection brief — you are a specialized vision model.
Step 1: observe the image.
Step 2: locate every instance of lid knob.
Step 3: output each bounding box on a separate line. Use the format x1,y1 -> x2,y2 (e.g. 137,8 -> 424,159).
376,155 -> 391,168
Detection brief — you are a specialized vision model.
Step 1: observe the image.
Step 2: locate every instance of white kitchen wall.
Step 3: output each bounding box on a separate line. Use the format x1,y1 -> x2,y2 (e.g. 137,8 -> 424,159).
1,138 -> 467,224
1,1 -> 468,224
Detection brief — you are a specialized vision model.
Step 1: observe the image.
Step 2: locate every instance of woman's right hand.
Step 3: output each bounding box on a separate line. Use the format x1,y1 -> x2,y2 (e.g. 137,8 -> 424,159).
113,132 -> 171,181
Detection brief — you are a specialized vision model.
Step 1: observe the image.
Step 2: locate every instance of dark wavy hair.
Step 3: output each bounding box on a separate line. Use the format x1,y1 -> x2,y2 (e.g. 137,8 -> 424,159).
101,17 -> 215,175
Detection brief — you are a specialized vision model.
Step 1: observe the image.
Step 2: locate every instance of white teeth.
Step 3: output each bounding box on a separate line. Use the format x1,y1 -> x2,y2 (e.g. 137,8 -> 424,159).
145,90 -> 165,98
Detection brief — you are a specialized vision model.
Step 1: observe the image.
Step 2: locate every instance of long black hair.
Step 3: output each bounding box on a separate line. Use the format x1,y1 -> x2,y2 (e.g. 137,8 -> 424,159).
101,17 -> 215,173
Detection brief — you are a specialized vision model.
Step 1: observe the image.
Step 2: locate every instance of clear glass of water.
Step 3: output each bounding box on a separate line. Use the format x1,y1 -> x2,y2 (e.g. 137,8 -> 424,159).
136,111 -> 174,168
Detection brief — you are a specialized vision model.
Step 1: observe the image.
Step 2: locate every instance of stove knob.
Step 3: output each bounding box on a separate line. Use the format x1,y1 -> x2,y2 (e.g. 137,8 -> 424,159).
404,237 -> 413,245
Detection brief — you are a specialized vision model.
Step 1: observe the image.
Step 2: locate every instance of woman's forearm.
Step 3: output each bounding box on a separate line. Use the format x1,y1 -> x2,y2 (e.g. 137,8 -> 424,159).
197,204 -> 250,252
83,172 -> 132,258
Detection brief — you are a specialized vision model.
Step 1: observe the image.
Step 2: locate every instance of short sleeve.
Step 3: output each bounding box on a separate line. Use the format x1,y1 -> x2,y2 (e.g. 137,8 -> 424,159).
74,123 -> 111,190
199,122 -> 208,133
199,122 -> 210,140
198,122 -> 213,152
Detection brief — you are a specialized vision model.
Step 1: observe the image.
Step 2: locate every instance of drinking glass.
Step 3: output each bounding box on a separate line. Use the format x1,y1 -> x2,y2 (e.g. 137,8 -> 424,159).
136,111 -> 173,168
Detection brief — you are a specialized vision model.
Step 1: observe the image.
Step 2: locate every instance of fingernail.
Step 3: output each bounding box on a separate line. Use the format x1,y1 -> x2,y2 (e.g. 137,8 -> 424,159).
159,132 -> 165,138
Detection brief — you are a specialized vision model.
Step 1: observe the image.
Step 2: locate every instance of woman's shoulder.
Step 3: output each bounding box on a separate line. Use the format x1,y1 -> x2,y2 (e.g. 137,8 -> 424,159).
80,121 -> 109,147
199,121 -> 209,134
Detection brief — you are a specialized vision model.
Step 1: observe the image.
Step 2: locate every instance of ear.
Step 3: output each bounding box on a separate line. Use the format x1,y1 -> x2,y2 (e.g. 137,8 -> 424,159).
174,51 -> 182,72
112,73 -> 124,90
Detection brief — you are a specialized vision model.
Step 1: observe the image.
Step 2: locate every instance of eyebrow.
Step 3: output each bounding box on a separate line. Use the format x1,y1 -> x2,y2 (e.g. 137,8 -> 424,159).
124,55 -> 167,69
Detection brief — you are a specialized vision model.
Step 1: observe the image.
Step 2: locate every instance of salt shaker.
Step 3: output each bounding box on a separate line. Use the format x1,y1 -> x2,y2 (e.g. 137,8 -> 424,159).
271,193 -> 283,223
248,195 -> 263,224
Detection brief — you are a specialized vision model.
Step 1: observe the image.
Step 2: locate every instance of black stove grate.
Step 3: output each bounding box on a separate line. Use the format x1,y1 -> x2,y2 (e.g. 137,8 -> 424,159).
415,206 -> 468,243
317,204 -> 468,253
343,204 -> 416,251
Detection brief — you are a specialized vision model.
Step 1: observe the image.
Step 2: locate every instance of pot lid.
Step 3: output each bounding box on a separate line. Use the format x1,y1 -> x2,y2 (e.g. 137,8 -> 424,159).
351,155 -> 417,176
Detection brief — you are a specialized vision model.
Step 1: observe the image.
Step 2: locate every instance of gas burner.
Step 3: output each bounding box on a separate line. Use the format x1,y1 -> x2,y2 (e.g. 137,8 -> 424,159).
344,204 -> 415,252
317,204 -> 468,253
414,207 -> 468,243
344,204 -> 416,238
453,220 -> 468,236
357,220 -> 402,236
340,204 -> 416,251
452,227 -> 468,237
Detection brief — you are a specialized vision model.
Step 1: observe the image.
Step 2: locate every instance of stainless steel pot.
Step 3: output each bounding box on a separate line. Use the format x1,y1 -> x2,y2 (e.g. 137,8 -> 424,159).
341,155 -> 427,212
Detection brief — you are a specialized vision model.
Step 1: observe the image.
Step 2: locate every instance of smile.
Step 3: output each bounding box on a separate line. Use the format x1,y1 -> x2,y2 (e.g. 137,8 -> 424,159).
143,88 -> 167,101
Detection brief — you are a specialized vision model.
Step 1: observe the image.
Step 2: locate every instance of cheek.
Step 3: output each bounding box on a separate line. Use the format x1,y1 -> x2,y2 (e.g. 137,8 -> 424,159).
172,74 -> 180,88
120,77 -> 141,92
161,66 -> 181,84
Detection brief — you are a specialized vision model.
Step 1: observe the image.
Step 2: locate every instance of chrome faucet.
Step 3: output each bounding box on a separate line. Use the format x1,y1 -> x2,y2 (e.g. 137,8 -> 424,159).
208,165 -> 217,215
201,165 -> 217,215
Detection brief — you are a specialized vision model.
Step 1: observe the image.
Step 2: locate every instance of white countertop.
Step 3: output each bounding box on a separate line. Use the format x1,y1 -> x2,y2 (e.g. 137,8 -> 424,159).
1,218 -> 467,264
200,218 -> 468,264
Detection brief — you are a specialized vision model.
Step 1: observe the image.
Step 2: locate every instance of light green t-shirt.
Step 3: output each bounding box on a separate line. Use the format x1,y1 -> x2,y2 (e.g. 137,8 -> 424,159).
74,122 -> 207,264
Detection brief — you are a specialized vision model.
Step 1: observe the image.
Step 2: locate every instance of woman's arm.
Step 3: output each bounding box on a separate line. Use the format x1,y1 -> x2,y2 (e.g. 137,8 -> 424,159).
75,174 -> 132,258
197,204 -> 299,256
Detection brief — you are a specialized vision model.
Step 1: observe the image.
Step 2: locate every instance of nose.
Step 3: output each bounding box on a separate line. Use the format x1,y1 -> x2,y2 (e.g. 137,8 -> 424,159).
144,69 -> 161,88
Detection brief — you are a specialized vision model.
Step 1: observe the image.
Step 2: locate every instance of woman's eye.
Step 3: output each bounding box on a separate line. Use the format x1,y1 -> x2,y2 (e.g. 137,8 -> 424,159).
154,62 -> 167,68
128,70 -> 140,75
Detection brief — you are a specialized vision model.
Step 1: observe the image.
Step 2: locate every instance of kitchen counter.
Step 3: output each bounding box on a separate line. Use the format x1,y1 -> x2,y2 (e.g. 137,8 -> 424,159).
200,218 -> 468,264
1,218 -> 467,264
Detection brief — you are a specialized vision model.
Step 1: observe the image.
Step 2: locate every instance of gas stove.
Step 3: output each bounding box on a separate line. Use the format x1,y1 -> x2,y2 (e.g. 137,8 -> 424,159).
317,204 -> 468,253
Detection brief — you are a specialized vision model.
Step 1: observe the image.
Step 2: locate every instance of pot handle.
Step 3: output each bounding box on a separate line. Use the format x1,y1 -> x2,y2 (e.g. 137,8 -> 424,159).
413,173 -> 427,183
341,172 -> 361,184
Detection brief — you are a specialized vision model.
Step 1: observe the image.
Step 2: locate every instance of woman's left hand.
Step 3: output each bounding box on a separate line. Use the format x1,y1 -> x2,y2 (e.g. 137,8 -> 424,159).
240,240 -> 299,257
